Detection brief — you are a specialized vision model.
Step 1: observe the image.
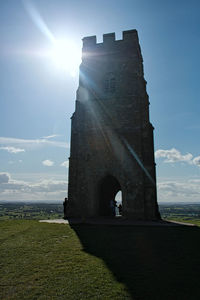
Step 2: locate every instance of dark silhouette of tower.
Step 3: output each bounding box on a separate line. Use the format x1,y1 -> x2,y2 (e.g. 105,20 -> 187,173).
67,30 -> 160,220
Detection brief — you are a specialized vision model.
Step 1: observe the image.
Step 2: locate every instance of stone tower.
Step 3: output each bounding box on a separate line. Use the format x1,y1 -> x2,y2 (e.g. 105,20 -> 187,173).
67,30 -> 160,220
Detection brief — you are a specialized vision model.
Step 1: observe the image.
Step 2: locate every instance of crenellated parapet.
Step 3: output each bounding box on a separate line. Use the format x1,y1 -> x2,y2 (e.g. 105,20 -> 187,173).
82,29 -> 139,49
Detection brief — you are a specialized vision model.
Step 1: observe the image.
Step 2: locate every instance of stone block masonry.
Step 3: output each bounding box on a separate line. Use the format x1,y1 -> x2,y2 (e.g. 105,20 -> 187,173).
66,30 -> 160,220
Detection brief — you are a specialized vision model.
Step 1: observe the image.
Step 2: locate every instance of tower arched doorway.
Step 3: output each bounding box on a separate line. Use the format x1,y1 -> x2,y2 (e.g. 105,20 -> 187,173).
115,191 -> 122,216
98,175 -> 121,217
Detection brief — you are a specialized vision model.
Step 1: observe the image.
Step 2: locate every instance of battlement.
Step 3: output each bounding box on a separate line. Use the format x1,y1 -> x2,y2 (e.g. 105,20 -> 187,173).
82,29 -> 138,48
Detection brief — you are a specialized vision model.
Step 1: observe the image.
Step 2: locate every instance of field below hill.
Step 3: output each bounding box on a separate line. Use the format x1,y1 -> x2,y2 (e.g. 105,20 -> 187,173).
1,220 -> 200,299
0,203 -> 64,220
1,202 -> 200,225
159,203 -> 200,226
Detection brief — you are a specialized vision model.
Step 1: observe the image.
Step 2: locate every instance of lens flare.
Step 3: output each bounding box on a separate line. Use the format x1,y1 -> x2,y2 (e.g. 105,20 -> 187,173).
23,0 -> 81,76
50,39 -> 81,76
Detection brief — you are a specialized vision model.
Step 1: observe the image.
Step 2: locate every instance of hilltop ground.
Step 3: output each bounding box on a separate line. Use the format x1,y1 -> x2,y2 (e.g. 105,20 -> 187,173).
1,215 -> 200,299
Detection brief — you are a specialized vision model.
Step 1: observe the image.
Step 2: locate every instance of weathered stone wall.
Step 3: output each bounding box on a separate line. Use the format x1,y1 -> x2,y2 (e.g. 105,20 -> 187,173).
67,30 -> 160,220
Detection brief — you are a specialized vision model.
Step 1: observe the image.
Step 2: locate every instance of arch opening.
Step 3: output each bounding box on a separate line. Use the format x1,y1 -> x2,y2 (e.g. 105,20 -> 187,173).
99,175 -> 122,217
115,191 -> 122,216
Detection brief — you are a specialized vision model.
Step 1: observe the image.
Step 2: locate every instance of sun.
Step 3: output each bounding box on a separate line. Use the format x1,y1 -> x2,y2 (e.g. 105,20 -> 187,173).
50,39 -> 81,77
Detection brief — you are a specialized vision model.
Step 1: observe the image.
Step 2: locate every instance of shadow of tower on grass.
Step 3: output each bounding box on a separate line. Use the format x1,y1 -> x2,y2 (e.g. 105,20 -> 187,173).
71,224 -> 200,300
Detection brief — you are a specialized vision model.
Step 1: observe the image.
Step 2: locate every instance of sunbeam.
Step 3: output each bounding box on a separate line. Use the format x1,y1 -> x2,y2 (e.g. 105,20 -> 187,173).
23,0 -> 81,76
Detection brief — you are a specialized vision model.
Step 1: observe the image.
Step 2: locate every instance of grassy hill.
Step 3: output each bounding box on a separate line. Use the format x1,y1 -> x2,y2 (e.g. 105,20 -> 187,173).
1,220 -> 200,299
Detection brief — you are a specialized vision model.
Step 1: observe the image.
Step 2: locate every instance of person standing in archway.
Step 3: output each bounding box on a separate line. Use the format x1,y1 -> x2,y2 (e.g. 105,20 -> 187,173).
63,197 -> 68,219
118,203 -> 122,215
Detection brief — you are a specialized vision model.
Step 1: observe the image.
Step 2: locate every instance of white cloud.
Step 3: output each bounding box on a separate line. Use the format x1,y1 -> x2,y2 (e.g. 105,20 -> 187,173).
0,172 -> 199,203
0,172 -> 67,201
60,161 -> 69,168
157,179 -> 200,202
0,146 -> 25,153
42,160 -> 54,167
155,148 -> 193,163
0,173 -> 10,184
0,136 -> 68,150
193,156 -> 200,167
42,134 -> 60,139
155,148 -> 200,168
189,179 -> 200,184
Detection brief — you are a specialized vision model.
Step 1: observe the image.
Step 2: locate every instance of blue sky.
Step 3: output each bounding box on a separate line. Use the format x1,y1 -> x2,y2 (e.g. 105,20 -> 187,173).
0,0 -> 200,203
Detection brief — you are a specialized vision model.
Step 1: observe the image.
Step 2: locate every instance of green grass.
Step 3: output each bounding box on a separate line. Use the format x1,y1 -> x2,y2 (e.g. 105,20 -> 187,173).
1,220 -> 200,299
166,217 -> 200,226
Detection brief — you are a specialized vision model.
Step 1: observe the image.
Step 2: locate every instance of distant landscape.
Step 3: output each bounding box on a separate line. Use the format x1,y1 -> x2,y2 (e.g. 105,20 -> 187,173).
159,203 -> 200,223
1,202 -> 200,225
0,202 -> 64,220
